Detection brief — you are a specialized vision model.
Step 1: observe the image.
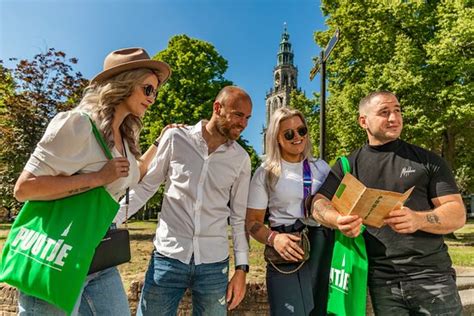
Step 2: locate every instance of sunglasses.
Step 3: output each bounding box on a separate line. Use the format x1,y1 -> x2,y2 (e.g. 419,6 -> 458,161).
283,126 -> 308,141
141,84 -> 158,98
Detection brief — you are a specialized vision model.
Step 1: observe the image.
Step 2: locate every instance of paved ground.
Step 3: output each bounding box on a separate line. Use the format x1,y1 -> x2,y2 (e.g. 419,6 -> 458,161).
1,266 -> 474,315
456,266 -> 474,315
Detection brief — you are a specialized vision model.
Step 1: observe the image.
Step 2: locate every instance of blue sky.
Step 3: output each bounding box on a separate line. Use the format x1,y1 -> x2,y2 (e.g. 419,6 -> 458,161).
1,0 -> 327,154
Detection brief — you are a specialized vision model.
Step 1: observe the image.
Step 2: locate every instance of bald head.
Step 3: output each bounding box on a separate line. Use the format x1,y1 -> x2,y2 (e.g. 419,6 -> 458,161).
359,91 -> 398,115
209,86 -> 252,141
215,86 -> 252,108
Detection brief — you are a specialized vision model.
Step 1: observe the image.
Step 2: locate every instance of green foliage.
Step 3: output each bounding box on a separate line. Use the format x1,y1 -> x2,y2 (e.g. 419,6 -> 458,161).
0,65 -> 15,110
316,0 -> 474,191
139,35 -> 260,210
141,34 -> 232,147
288,90 -> 322,158
0,49 -> 87,214
237,138 -> 261,175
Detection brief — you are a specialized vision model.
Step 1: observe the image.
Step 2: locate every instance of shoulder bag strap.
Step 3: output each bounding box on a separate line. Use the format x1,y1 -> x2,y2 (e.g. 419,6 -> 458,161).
339,156 -> 365,233
85,115 -> 113,160
302,159 -> 312,218
340,156 -> 351,175
86,114 -> 130,225
121,138 -> 130,227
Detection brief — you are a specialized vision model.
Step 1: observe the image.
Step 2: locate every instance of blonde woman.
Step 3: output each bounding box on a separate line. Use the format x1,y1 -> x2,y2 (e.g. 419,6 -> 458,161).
14,48 -> 170,316
246,108 -> 333,315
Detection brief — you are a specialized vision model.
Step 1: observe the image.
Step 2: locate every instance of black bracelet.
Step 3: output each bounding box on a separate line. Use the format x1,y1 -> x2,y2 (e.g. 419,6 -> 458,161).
235,264 -> 249,273
153,139 -> 160,147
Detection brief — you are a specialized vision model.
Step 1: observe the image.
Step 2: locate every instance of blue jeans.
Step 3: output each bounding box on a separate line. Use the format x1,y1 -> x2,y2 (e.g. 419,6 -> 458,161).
18,267 -> 130,316
137,251 -> 229,316
369,274 -> 462,315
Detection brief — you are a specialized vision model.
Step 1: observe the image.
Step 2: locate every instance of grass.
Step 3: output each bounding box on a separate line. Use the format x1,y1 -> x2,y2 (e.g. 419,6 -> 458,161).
117,221 -> 156,290
0,219 -> 473,291
0,224 -> 9,242
446,219 -> 474,267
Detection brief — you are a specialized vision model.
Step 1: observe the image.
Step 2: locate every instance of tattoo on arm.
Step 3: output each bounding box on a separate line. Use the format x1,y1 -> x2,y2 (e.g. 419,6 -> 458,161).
68,187 -> 90,195
426,214 -> 441,225
316,200 -> 331,221
320,206 -> 329,222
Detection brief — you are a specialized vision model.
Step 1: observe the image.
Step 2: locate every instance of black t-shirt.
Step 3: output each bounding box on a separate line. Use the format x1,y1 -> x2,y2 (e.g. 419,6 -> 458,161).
318,139 -> 459,285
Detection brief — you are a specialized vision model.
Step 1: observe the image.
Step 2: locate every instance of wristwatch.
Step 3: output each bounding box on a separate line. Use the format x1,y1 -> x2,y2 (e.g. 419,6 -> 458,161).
235,264 -> 249,273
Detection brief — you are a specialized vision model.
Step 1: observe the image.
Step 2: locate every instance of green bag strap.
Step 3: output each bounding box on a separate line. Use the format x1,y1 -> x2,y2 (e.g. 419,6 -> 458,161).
85,114 -> 113,160
340,156 -> 351,175
339,156 -> 366,233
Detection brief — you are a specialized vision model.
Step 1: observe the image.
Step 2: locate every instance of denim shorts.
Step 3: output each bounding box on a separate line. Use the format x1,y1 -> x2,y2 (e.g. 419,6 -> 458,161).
137,251 -> 229,316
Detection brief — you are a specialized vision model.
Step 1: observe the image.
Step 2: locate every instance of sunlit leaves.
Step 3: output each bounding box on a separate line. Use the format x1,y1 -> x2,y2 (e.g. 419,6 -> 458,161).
315,0 -> 473,192
0,49 -> 87,213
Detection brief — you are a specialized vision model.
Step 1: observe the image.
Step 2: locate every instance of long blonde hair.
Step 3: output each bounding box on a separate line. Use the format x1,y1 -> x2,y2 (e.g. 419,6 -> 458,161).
76,68 -> 158,158
264,107 -> 313,191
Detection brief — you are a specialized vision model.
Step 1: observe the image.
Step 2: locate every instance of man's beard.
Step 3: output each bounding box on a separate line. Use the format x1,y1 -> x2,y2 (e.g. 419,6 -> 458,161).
216,118 -> 240,141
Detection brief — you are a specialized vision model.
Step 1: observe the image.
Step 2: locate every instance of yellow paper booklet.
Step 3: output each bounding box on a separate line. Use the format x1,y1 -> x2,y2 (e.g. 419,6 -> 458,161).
331,173 -> 414,228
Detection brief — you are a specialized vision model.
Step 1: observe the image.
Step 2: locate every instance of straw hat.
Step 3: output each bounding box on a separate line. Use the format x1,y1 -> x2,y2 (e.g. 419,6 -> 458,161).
91,47 -> 171,86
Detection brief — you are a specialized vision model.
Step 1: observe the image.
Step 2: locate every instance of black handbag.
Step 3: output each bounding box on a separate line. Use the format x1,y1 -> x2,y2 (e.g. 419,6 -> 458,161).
88,144 -> 132,275
88,228 -> 131,274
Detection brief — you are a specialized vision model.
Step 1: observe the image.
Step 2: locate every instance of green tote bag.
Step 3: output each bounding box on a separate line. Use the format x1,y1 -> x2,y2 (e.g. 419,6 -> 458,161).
0,115 -> 119,314
327,156 -> 369,316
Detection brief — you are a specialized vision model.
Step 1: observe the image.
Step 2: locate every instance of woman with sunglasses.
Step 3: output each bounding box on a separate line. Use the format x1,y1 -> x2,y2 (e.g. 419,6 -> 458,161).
246,107 -> 334,315
14,47 -> 170,315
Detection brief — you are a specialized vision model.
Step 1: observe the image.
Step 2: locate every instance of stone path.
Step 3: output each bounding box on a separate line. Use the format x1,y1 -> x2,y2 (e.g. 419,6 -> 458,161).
456,266 -> 474,315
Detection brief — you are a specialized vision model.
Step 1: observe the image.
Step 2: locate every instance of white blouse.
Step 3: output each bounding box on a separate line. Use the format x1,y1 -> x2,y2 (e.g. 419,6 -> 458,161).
247,159 -> 331,227
24,110 -> 140,202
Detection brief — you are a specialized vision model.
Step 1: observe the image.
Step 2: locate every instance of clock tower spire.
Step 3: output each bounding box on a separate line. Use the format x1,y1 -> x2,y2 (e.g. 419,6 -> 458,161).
263,23 -> 299,154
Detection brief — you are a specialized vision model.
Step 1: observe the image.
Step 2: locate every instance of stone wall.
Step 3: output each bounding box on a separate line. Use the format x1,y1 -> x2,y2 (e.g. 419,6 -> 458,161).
0,284 -> 18,315
1,281 -> 370,315
0,282 -> 271,315
128,281 -> 270,315
3,275 -> 473,315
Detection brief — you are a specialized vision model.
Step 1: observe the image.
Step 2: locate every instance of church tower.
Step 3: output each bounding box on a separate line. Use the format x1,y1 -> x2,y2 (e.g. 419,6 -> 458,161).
263,23 -> 299,154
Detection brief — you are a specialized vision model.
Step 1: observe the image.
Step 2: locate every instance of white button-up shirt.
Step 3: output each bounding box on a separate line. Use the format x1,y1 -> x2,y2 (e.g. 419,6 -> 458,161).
114,121 -> 251,266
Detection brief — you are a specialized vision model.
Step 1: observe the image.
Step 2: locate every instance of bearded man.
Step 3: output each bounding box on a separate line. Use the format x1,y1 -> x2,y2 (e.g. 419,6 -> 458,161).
115,86 -> 253,315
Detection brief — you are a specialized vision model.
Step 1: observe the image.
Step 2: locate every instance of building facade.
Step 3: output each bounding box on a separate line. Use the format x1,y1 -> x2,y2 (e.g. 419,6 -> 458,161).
263,24 -> 300,154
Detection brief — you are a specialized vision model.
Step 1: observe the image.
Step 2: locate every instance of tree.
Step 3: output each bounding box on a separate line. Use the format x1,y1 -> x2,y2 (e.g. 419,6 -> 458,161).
0,49 -> 87,214
237,138 -> 261,174
315,0 -> 474,191
141,34 -> 232,147
144,35 -> 260,170
288,90 -> 325,159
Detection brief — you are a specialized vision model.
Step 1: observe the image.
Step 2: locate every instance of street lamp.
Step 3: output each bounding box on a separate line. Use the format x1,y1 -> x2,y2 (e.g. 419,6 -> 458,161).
310,29 -> 340,161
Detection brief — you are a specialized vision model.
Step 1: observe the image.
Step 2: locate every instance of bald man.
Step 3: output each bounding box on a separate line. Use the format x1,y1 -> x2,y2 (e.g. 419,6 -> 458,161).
115,86 -> 253,315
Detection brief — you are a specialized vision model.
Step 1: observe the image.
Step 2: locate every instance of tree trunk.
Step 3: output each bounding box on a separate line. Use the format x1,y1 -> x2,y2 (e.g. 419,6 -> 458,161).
442,129 -> 458,240
442,129 -> 456,170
